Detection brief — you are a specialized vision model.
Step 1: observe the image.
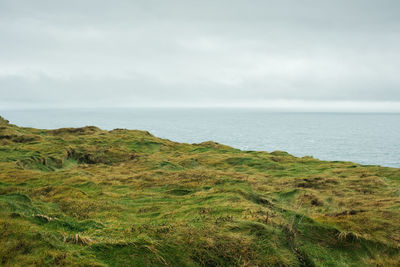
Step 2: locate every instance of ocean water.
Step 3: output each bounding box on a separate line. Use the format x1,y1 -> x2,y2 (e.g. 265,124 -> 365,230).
1,108 -> 399,168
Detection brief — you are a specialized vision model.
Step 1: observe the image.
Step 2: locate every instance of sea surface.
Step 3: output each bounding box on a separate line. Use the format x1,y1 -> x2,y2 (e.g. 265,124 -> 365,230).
1,108 -> 399,168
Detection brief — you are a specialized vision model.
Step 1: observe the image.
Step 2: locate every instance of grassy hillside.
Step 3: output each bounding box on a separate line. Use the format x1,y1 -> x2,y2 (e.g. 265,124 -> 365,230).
0,115 -> 399,266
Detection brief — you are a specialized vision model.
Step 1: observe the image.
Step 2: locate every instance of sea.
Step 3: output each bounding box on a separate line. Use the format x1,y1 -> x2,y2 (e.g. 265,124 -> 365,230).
1,108 -> 399,168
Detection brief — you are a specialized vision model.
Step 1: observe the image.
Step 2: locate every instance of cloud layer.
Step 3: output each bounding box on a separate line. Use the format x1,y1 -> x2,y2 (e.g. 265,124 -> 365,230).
1,0 -> 399,110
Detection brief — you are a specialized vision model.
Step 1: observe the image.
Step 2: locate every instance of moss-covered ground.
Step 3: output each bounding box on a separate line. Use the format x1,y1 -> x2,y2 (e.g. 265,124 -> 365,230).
0,115 -> 399,266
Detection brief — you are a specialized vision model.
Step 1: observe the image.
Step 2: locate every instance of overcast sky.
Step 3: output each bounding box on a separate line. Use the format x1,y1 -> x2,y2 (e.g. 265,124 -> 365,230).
1,0 -> 400,111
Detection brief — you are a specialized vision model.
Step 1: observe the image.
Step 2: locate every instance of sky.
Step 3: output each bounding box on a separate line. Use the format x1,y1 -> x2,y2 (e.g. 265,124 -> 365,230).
1,0 -> 400,111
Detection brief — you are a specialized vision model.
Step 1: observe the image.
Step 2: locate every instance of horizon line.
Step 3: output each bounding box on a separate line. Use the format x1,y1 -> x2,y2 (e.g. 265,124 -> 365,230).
1,100 -> 400,113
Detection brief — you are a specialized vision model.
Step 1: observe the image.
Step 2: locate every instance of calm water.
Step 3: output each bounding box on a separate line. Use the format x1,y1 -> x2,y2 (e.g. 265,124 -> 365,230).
1,108 -> 399,167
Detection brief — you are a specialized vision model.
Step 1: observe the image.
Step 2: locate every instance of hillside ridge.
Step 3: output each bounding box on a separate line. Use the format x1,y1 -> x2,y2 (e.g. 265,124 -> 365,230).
0,116 -> 399,266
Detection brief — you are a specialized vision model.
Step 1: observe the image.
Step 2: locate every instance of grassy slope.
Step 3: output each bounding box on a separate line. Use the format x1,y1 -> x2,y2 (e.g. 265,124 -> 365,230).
0,116 -> 399,266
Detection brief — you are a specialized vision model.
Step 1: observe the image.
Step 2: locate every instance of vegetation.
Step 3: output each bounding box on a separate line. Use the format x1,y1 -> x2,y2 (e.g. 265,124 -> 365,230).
0,115 -> 399,266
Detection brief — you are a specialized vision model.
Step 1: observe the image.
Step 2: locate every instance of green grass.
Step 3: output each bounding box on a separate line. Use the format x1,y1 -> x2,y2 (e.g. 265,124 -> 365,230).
0,115 -> 399,266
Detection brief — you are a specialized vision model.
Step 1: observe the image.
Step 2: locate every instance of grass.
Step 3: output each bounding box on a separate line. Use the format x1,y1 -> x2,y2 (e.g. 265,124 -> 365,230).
0,115 -> 399,266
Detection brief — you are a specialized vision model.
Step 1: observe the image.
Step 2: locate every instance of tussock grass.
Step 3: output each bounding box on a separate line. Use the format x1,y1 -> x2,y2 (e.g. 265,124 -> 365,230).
0,116 -> 399,266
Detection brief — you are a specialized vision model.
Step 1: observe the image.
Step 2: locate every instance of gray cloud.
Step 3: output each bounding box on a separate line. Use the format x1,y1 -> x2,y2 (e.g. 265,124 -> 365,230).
0,0 -> 399,110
